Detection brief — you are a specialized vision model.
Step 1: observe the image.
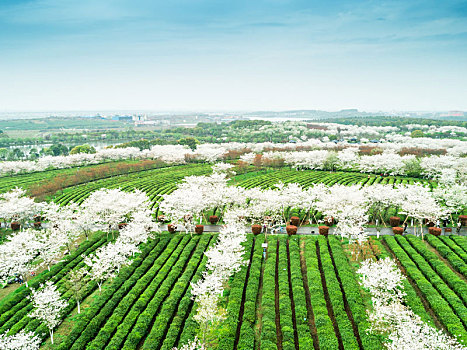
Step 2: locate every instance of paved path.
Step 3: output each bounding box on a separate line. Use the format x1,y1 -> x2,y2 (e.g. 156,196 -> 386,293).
162,224 -> 467,236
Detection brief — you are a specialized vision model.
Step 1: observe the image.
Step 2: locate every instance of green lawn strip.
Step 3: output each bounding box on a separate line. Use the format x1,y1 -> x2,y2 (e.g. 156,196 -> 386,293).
259,236 -> 278,350
328,237 -> 383,349
383,236 -> 467,344
277,236 -> 296,350
405,235 -> 467,306
302,236 -> 339,350
121,235 -> 202,349
237,235 -> 264,350
83,235 -> 191,350
55,235 -> 171,350
371,239 -> 435,326
317,236 -> 359,350
217,235 -> 255,349
159,234 -> 218,350
141,235 -> 213,349
287,236 -> 314,349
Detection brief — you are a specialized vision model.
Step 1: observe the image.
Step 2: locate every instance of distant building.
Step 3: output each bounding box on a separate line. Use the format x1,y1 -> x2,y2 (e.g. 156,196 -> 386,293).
111,115 -> 132,121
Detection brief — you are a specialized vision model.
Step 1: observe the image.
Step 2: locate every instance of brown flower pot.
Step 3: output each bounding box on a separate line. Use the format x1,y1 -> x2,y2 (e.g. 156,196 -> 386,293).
34,215 -> 42,223
444,228 -> 452,233
392,227 -> 404,235
290,216 -> 300,226
428,227 -> 442,236
33,222 -> 42,229
209,215 -> 219,224
195,225 -> 204,234
319,226 -> 329,236
167,224 -> 176,233
251,224 -> 262,235
389,216 -> 401,227
118,223 -> 128,230
459,215 -> 467,226
286,225 -> 297,236
324,217 -> 334,226
10,222 -> 20,231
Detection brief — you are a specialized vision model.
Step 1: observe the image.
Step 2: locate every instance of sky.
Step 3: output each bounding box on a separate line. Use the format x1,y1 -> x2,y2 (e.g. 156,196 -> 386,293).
0,0 -> 466,112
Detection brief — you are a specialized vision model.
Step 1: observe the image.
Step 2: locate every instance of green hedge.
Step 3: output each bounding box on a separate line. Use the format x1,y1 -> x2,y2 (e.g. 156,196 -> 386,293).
426,235 -> 467,277
327,236 -> 383,349
260,237 -> 278,350
317,236 -> 359,350
384,236 -> 467,344
288,236 -> 314,349
301,236 -> 339,349
216,235 -> 254,349
55,235 -> 172,350
237,235 -> 264,350
277,236 -> 296,350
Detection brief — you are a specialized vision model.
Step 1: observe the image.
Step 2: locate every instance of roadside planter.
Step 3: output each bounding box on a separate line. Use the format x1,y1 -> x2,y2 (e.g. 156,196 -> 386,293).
290,216 -> 300,226
428,227 -> 441,236
209,215 -> 219,224
10,222 -> 20,231
389,216 -> 400,227
319,225 -> 329,236
286,225 -> 297,236
392,227 -> 403,235
459,215 -> 467,226
195,225 -> 204,234
167,224 -> 176,233
251,224 -> 262,235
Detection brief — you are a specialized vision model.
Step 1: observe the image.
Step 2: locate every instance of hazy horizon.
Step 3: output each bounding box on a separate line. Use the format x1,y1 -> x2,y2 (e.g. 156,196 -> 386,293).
1,0 -> 466,111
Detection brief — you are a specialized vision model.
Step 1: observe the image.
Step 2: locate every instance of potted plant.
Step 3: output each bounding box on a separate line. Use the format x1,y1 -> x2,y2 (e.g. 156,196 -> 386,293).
389,216 -> 400,227
209,215 -> 219,224
392,227 -> 403,235
251,224 -> 262,235
428,227 -> 442,236
290,216 -> 300,226
459,215 -> 467,226
167,224 -> 176,233
195,225 -> 204,234
286,225 -> 297,236
319,226 -> 329,236
10,222 -> 20,231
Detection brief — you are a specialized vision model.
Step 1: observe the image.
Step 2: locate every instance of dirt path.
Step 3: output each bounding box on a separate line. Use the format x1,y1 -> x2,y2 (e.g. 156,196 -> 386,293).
254,249 -> 265,350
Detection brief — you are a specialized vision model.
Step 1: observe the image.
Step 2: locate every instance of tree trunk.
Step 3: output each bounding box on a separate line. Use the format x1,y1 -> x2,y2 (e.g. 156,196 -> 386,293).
50,329 -> 54,344
77,300 -> 81,314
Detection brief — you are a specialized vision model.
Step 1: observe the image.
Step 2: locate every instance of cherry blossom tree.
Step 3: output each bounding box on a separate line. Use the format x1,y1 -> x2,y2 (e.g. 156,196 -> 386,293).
64,268 -> 88,314
358,258 -> 465,350
28,281 -> 68,344
81,188 -> 151,237
83,239 -> 138,292
0,229 -> 40,287
0,330 -> 41,350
